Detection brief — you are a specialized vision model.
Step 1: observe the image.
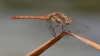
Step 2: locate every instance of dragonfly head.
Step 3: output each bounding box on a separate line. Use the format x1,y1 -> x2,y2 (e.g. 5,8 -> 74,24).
65,17 -> 72,25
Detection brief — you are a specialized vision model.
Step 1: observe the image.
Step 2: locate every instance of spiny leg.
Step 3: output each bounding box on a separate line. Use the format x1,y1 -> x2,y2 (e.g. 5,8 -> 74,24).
63,25 -> 71,33
60,24 -> 70,35
53,23 -> 60,29
52,23 -> 60,35
49,23 -> 60,29
48,25 -> 56,36
62,24 -> 66,32
49,23 -> 60,36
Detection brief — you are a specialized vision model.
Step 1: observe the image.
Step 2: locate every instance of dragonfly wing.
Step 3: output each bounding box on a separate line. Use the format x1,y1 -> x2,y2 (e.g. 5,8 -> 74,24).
46,20 -> 57,37
65,24 -> 80,34
46,19 -> 90,37
46,20 -> 65,37
66,19 -> 90,34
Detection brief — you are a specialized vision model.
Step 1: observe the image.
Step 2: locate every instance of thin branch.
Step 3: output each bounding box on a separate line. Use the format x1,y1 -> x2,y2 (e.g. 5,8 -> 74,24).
69,33 -> 100,51
26,32 -> 68,56
26,32 -> 100,56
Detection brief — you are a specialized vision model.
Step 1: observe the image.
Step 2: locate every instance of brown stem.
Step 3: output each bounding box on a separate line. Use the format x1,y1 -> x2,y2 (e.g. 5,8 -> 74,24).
27,32 -> 100,56
69,33 -> 100,51
26,32 -> 68,56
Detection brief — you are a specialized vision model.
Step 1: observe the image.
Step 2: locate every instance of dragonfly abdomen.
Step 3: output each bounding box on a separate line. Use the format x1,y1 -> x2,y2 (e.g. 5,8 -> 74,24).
11,15 -> 49,20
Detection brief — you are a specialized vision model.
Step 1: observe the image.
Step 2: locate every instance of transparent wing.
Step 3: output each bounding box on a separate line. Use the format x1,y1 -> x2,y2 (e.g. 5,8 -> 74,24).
66,19 -> 90,34
46,19 -> 90,37
46,20 -> 65,37
46,20 -> 56,37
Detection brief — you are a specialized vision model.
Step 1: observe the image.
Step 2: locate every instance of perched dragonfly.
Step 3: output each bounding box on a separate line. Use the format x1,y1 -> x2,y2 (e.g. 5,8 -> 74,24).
11,12 -> 90,37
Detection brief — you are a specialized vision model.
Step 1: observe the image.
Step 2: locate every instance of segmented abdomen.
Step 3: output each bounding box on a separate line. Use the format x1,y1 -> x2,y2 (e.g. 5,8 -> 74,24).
11,14 -> 50,20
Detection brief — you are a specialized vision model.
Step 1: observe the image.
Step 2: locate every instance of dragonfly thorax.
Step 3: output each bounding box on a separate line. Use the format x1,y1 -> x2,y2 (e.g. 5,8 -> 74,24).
49,12 -> 72,25
50,16 -> 61,23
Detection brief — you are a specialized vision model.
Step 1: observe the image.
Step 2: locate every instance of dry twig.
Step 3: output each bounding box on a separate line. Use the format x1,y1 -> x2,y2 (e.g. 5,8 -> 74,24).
27,32 -> 100,56
69,33 -> 100,51
26,32 -> 68,56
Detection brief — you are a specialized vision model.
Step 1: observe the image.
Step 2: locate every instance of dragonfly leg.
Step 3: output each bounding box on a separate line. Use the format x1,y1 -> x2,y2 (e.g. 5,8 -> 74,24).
49,25 -> 55,28
63,25 -> 71,33
48,25 -> 56,37
52,24 -> 60,35
49,23 -> 60,29
52,28 -> 56,37
49,23 -> 60,36
62,24 -> 66,32
54,23 -> 60,29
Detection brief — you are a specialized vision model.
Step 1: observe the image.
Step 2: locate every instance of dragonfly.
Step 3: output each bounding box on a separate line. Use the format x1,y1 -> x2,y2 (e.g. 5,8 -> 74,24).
11,12 -> 90,37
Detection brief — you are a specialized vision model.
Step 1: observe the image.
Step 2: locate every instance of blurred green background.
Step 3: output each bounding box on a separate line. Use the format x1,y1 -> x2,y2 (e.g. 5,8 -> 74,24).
1,0 -> 100,12
0,0 -> 100,56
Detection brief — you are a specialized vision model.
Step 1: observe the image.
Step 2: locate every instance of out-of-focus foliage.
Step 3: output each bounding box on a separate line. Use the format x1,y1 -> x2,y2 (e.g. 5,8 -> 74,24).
1,0 -> 100,12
